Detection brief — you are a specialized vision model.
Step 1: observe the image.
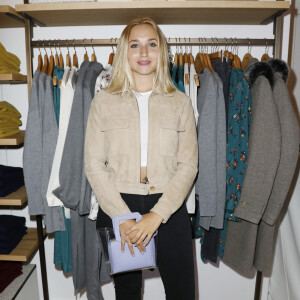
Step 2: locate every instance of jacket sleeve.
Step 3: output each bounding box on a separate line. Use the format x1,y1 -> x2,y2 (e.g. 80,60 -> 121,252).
84,93 -> 131,219
23,71 -> 45,216
261,76 -> 300,226
150,97 -> 199,223
197,75 -> 218,219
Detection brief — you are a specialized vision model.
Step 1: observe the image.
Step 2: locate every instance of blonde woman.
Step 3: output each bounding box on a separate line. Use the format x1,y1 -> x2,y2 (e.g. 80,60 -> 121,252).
85,17 -> 198,300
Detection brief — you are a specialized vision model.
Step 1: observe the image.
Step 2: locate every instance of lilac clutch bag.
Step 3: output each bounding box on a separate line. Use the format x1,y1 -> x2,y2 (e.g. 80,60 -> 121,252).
97,212 -> 157,275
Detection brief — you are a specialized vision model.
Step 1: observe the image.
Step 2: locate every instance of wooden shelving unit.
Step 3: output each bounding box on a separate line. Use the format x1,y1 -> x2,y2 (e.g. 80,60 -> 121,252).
15,1 -> 290,26
2,2 -> 290,300
0,73 -> 27,84
0,5 -> 25,28
0,228 -> 47,262
0,186 -> 27,206
0,130 -> 25,146
0,131 -> 25,146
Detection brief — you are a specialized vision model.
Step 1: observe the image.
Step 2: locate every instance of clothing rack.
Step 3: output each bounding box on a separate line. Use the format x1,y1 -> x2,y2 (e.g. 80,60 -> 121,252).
31,37 -> 275,49
24,6 -> 284,296
29,35 -> 270,300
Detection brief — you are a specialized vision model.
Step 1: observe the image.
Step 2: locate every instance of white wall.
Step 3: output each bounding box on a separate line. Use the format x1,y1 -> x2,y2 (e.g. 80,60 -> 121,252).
0,1 -> 294,299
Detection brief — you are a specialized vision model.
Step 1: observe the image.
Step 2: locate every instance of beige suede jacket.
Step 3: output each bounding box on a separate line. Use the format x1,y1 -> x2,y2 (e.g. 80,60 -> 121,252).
84,89 -> 198,223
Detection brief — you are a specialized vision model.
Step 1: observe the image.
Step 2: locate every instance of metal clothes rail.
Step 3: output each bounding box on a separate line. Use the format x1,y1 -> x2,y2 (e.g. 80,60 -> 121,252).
30,37 -> 275,49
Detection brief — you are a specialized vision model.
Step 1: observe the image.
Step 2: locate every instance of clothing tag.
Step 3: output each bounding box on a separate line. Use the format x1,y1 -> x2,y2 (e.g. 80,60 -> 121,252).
185,74 -> 189,85
194,74 -> 200,87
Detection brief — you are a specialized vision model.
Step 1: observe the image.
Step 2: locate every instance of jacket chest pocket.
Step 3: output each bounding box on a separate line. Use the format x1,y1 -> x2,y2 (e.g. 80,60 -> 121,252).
100,117 -> 129,156
159,116 -> 184,156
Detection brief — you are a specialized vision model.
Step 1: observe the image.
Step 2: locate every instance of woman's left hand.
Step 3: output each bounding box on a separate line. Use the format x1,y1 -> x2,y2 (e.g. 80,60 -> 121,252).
124,212 -> 163,247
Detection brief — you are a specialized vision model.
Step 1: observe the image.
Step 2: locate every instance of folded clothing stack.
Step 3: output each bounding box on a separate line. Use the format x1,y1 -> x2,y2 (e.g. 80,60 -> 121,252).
0,101 -> 22,138
0,165 -> 25,197
0,215 -> 27,255
0,43 -> 21,75
0,261 -> 23,293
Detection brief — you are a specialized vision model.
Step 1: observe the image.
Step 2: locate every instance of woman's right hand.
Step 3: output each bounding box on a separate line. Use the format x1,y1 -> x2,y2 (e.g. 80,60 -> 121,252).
119,220 -> 146,255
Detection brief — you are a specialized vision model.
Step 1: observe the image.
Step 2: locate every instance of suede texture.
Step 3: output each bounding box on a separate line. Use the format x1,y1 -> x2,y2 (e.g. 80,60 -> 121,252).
84,89 -> 198,223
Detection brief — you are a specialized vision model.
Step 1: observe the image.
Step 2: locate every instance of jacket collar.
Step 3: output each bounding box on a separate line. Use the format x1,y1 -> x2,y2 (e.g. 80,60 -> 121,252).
244,58 -> 274,89
267,59 -> 289,83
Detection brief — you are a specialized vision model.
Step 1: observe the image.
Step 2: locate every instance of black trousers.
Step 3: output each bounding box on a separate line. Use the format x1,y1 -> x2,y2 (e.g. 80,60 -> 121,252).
96,193 -> 195,300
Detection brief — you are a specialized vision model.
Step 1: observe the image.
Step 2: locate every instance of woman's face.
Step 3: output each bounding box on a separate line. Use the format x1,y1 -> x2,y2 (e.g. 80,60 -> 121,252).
127,24 -> 159,81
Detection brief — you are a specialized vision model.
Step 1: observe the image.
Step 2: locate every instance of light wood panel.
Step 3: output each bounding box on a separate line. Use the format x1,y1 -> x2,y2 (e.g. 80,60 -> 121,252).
0,186 -> 27,206
0,5 -> 25,28
0,131 -> 25,146
0,73 -> 27,84
16,1 -> 290,26
0,228 -> 47,262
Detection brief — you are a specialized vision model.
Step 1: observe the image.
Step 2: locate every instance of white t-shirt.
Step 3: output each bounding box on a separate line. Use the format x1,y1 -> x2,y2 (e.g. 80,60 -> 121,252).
133,90 -> 151,167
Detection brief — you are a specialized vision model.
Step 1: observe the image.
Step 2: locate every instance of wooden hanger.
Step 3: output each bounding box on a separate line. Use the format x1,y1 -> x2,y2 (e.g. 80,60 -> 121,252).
223,49 -> 234,61
209,50 -> 222,62
47,52 -> 54,76
242,40 -> 253,70
66,51 -> 71,67
84,52 -> 89,61
236,55 -> 242,69
184,53 -> 188,64
82,38 -> 88,61
108,38 -> 115,65
183,39 -> 188,65
233,54 -> 242,69
108,53 -> 114,65
73,52 -> 78,68
242,53 -> 252,70
53,44 -> 59,66
174,52 -> 178,66
190,53 -> 200,86
91,39 -> 96,62
209,38 -> 222,62
65,41 -> 71,67
261,39 -> 271,62
37,50 -> 43,71
194,39 -> 203,74
205,53 -> 215,72
189,53 -> 194,65
234,39 -> 242,69
55,52 -> 59,66
184,49 -> 189,85
72,40 -> 78,68
179,52 -> 183,67
188,45 -> 193,68
41,52 -> 48,73
59,51 -> 64,68
195,53 -> 204,74
261,53 -> 270,62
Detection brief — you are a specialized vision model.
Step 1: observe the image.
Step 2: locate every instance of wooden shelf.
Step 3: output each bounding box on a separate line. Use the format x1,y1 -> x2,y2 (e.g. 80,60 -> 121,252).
0,73 -> 27,84
0,5 -> 25,28
0,131 -> 25,146
15,1 -> 290,26
0,186 -> 27,207
0,228 -> 47,262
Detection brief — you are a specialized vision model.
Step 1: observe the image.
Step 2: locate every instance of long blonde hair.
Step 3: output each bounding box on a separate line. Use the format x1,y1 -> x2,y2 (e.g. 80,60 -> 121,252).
105,16 -> 176,95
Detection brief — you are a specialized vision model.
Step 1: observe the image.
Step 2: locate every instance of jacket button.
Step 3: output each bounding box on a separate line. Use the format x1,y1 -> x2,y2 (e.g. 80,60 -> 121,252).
150,186 -> 155,191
